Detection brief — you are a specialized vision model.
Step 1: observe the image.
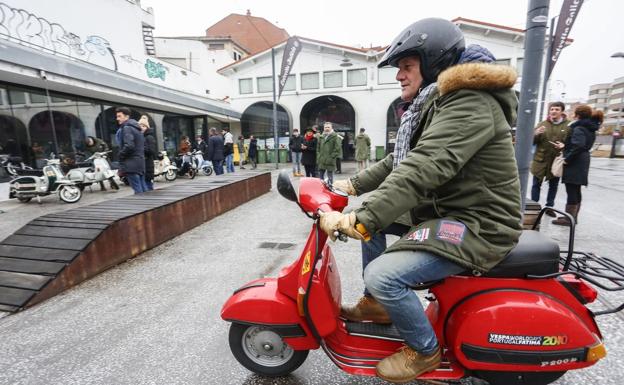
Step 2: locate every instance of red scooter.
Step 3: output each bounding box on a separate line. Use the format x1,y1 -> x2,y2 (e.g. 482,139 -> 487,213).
221,172 -> 624,384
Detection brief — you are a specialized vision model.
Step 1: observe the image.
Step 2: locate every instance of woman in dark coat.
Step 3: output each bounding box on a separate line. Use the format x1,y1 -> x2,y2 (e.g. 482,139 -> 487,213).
139,116 -> 157,191
247,135 -> 258,169
301,128 -> 318,177
552,105 -> 603,226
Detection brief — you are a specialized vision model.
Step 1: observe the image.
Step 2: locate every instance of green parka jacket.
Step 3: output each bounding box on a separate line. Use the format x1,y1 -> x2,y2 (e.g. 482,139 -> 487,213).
317,131 -> 341,171
351,63 -> 523,273
355,133 -> 371,161
530,119 -> 570,180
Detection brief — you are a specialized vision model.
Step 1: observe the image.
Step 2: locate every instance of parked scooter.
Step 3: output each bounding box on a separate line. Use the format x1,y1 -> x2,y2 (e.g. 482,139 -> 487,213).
222,172 -> 623,385
175,152 -> 196,179
64,151 -> 119,191
0,154 -> 33,178
154,151 -> 178,181
9,156 -> 82,203
190,149 -> 213,176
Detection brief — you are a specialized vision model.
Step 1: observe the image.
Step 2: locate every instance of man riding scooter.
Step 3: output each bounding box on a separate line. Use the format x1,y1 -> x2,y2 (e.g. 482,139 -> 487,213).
321,18 -> 522,383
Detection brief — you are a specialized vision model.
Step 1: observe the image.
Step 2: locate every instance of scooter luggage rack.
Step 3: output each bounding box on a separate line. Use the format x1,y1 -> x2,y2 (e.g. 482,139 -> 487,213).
529,207 -> 624,315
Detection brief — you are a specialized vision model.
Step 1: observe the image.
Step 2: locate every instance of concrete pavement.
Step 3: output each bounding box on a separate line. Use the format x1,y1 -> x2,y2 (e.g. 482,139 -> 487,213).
0,160 -> 623,384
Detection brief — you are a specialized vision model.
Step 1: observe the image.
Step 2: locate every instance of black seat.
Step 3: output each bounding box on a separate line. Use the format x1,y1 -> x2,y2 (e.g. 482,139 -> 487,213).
483,230 -> 560,278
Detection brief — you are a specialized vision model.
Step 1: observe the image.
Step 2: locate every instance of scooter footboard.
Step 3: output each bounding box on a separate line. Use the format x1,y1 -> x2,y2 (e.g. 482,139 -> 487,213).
221,278 -> 318,349
445,290 -> 604,372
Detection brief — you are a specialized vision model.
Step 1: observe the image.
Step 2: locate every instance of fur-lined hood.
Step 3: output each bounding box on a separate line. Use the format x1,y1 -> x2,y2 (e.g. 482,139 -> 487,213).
437,63 -> 517,96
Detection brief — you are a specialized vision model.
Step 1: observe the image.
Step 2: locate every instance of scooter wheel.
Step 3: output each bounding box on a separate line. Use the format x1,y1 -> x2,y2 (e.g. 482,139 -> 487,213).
476,370 -> 566,385
202,166 -> 213,176
188,168 -> 196,179
109,177 -> 120,190
228,323 -> 308,377
17,196 -> 32,203
165,169 -> 177,181
59,185 -> 82,203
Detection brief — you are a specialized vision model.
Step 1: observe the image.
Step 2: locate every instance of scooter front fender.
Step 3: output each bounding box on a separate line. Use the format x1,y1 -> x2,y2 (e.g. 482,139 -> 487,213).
221,278 -> 319,350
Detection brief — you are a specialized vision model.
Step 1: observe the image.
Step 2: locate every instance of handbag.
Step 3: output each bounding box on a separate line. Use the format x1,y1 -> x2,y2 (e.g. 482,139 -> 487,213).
551,154 -> 565,177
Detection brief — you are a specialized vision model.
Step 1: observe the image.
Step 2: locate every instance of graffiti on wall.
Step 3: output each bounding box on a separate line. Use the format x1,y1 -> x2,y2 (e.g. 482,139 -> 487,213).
0,2 -> 118,71
145,59 -> 168,81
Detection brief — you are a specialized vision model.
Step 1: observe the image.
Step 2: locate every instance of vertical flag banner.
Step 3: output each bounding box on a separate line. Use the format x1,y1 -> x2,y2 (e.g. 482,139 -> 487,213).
278,37 -> 302,99
548,0 -> 584,77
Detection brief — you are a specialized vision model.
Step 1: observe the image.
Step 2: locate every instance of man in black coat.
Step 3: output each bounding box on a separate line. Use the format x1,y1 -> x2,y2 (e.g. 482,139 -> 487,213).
206,127 -> 225,175
116,107 -> 145,193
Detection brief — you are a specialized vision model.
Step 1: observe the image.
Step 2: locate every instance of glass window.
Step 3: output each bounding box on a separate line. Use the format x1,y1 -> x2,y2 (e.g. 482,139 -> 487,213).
378,67 -> 397,85
8,90 -> 26,105
301,73 -> 319,89
323,71 -> 343,88
495,59 -> 511,66
283,75 -> 296,91
239,78 -> 253,94
29,92 -> 47,104
599,89 -> 607,94
347,69 -> 367,87
257,77 -> 273,93
612,88 -> 624,95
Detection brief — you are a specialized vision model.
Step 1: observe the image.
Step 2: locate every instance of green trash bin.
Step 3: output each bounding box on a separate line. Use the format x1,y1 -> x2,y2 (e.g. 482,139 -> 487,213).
279,148 -> 288,163
375,146 -> 385,161
266,149 -> 275,163
257,149 -> 267,164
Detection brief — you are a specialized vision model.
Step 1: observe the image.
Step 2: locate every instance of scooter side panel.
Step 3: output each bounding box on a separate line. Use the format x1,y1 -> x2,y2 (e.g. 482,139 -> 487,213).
445,289 -> 601,372
221,278 -> 319,350
308,246 -> 341,337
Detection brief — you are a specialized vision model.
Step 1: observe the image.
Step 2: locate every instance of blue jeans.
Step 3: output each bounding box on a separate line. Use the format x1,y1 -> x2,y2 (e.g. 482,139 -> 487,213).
143,176 -> 153,191
364,250 -> 465,355
531,175 -> 560,207
361,223 -> 410,296
225,154 -> 234,173
213,160 -> 224,175
318,169 -> 333,184
292,152 -> 302,173
126,173 -> 145,194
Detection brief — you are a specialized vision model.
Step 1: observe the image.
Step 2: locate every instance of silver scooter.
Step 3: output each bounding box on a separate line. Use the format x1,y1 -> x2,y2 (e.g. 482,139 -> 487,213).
9,157 -> 82,203
65,151 -> 119,191
190,150 -> 213,176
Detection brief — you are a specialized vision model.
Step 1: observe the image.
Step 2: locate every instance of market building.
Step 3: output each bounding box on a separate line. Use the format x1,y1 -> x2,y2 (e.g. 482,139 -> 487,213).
0,0 -> 240,169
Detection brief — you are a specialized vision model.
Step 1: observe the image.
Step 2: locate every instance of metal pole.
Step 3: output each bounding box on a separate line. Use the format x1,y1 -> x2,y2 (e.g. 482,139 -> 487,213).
538,16 -> 556,121
271,48 -> 279,170
516,0 -> 550,211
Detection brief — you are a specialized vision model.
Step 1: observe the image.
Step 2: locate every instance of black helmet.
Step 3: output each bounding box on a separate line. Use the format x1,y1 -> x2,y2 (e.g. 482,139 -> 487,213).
378,18 -> 465,84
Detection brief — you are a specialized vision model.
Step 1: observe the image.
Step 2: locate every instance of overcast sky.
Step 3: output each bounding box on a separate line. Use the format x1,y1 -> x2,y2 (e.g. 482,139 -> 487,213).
142,0 -> 623,100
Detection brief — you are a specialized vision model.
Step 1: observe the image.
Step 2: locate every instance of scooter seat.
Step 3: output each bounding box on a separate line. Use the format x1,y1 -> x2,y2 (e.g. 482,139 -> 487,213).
15,168 -> 44,177
483,230 -> 560,278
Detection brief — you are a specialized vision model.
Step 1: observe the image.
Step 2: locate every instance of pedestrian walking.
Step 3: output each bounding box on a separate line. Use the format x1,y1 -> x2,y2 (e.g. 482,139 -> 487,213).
237,135 -> 246,170
223,127 -> 235,173
207,127 -> 225,175
355,128 -> 371,172
115,107 -> 145,194
289,128 -> 303,176
139,115 -> 156,191
530,101 -> 571,216
552,105 -> 603,226
301,128 -> 318,177
317,122 -> 341,184
247,135 -> 258,169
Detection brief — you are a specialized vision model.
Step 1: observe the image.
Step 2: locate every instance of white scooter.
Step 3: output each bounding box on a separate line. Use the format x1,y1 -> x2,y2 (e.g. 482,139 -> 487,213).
9,157 -> 82,203
65,151 -> 119,191
190,150 -> 213,176
154,151 -> 178,181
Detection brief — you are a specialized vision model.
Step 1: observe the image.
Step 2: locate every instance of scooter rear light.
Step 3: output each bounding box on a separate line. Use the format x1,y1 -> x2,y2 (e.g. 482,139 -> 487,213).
297,287 -> 306,317
586,342 -> 607,362
560,276 -> 598,304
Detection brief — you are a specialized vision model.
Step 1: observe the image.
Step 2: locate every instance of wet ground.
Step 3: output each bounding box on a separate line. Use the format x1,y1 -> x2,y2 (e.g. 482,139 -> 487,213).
0,159 -> 623,385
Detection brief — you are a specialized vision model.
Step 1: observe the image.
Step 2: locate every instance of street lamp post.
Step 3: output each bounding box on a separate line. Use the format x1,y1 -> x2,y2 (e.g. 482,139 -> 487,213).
610,52 -> 623,158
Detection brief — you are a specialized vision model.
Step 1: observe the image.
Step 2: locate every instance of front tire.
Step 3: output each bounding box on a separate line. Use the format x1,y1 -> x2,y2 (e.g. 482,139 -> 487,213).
228,323 -> 308,377
165,169 -> 177,181
59,185 -> 82,203
202,166 -> 213,176
109,177 -> 120,190
17,196 -> 32,203
188,168 -> 196,179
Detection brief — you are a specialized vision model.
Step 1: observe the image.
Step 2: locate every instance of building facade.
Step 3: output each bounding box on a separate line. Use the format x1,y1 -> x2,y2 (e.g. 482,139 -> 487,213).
588,77 -> 624,131
0,0 -> 240,171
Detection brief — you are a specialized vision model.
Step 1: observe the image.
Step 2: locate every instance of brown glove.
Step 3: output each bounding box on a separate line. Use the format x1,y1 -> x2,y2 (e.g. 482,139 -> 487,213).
319,211 -> 367,241
333,179 -> 356,196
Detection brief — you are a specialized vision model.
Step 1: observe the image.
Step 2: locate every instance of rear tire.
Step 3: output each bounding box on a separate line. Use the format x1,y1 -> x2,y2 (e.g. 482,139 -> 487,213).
165,169 -> 177,181
202,166 -> 213,176
17,196 -> 32,203
59,185 -> 82,203
109,177 -> 120,190
228,323 -> 308,377
188,168 -> 196,179
475,370 -> 566,385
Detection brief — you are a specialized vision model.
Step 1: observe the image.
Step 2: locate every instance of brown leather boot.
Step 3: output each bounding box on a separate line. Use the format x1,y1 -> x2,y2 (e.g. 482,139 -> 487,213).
551,204 -> 579,226
376,346 -> 441,383
340,296 -> 391,324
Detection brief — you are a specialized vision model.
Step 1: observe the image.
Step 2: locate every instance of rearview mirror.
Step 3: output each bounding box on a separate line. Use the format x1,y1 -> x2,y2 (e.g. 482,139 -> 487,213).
277,171 -> 298,202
